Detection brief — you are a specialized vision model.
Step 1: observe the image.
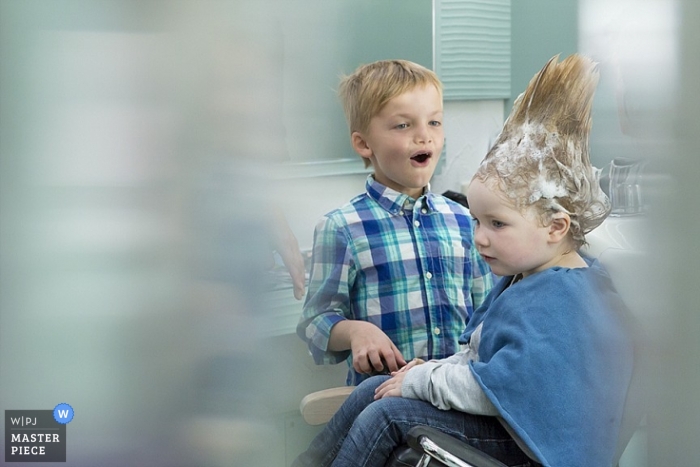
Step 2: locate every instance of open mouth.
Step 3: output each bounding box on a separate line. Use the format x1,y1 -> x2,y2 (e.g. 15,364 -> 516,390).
410,151 -> 432,164
480,253 -> 495,262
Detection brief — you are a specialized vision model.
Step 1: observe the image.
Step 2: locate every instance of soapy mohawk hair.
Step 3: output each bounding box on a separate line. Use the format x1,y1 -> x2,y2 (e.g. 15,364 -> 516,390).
475,54 -> 610,248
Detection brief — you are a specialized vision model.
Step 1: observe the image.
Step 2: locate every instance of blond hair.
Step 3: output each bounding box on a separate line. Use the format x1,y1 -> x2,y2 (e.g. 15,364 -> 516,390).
474,55 -> 610,249
338,60 -> 442,167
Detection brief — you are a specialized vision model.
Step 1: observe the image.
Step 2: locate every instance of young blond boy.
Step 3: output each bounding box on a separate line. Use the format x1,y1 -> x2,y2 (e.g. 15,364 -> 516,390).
293,55 -> 636,467
297,60 -> 494,386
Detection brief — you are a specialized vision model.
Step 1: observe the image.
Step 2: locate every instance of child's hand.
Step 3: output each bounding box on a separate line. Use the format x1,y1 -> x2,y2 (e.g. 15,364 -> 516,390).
392,358 -> 424,375
373,372 -> 407,399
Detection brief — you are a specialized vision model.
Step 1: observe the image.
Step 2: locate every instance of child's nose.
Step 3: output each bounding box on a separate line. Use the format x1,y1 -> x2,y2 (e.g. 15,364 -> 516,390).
474,225 -> 488,247
413,124 -> 432,144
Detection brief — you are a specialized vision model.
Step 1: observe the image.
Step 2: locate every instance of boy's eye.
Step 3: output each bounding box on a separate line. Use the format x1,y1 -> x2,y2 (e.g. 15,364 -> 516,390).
395,123 -> 408,129
491,220 -> 505,228
429,120 -> 442,127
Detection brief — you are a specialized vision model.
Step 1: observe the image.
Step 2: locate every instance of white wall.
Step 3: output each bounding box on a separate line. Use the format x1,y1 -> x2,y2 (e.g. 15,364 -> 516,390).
432,100 -> 505,195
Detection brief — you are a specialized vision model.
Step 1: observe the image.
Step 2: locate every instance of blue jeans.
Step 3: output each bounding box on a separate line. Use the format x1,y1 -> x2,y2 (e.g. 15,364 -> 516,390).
292,376 -> 541,467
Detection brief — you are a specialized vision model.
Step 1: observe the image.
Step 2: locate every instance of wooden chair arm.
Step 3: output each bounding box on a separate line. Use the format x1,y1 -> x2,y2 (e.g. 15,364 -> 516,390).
299,386 -> 356,425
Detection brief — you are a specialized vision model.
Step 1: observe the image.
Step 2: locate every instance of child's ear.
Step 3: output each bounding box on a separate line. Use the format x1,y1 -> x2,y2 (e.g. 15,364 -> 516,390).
548,212 -> 571,243
351,131 -> 373,162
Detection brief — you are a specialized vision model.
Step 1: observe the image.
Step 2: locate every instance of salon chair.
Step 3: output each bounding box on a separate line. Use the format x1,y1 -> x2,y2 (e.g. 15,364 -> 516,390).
300,229 -> 649,467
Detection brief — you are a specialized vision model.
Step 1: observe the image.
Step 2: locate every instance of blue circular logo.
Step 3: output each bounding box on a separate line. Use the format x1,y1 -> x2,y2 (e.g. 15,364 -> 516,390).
53,403 -> 74,424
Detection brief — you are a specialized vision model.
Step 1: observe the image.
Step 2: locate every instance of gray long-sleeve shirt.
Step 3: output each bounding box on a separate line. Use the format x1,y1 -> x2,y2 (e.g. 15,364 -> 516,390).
401,323 -> 499,415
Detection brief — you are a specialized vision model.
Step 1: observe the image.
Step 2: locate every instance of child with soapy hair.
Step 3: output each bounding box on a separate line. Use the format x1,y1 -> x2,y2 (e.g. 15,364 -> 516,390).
293,54 -> 636,467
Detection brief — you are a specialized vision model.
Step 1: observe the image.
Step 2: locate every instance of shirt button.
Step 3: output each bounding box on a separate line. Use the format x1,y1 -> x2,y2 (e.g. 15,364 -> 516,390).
414,220 -> 420,227
426,272 -> 433,279
399,210 -> 404,216
434,327 -> 441,335
421,208 -> 428,214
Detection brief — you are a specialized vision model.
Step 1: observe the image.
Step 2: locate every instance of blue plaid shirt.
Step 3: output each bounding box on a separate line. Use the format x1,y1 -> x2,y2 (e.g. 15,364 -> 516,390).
297,176 -> 495,385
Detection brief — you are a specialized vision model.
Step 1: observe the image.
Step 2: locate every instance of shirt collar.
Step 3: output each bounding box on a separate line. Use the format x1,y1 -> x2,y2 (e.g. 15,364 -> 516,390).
365,174 -> 436,214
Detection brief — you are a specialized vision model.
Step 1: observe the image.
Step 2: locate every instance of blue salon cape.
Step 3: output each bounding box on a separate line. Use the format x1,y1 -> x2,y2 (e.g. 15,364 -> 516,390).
462,258 -> 634,467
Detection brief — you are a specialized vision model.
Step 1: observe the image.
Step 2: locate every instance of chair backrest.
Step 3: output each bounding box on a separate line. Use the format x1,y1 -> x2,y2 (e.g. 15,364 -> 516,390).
596,248 -> 649,465
613,332 -> 648,464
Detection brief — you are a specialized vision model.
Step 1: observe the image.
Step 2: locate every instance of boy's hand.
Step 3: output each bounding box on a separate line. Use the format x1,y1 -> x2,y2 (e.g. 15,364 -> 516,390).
329,321 -> 407,374
350,323 -> 407,374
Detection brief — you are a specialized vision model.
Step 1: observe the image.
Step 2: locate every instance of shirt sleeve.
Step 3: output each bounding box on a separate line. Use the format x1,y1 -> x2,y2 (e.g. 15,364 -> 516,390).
296,215 -> 356,365
401,326 -> 498,416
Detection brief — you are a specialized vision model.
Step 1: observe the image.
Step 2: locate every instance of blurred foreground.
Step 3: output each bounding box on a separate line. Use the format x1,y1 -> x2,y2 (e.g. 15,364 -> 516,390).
1,0 -> 699,465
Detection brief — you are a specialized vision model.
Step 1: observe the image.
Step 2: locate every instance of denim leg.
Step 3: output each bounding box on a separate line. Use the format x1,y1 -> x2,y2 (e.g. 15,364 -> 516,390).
291,376 -> 391,467
293,375 -> 537,467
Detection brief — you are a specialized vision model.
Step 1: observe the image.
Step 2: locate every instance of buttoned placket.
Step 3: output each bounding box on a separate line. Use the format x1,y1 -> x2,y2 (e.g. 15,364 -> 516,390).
412,199 -> 442,340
